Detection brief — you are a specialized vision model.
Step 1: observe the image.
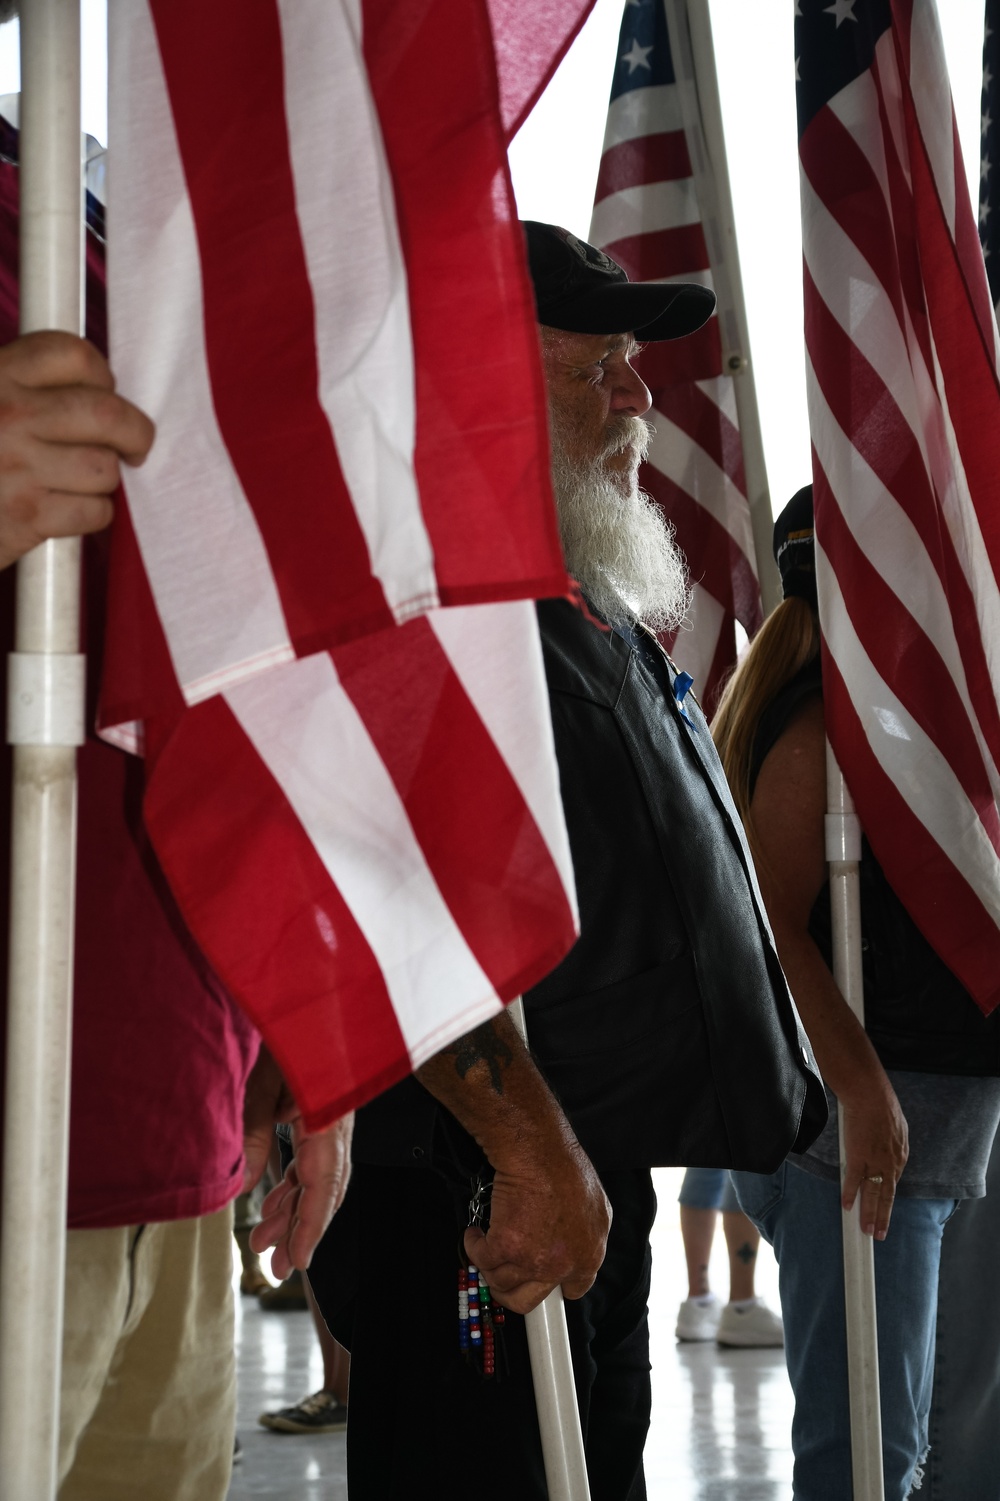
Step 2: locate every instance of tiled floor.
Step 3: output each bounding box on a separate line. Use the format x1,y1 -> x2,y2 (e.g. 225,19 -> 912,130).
228,1167 -> 794,1499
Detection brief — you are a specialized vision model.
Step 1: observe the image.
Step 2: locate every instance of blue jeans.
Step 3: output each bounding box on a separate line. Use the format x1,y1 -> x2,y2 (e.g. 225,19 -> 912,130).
677,1167 -> 741,1214
733,1161 -> 955,1501
927,1136 -> 1000,1500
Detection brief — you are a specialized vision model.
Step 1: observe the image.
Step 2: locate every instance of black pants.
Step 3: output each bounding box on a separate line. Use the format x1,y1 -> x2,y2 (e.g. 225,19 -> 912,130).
306,1161 -> 656,1501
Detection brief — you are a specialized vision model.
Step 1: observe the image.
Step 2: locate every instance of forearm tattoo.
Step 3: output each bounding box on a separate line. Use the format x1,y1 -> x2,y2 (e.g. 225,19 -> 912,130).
442,1022 -> 513,1096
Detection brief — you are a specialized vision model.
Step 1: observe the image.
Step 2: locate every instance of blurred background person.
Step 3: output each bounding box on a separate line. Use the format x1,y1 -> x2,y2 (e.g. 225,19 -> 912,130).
258,1280 -> 350,1436
674,1167 -> 783,1347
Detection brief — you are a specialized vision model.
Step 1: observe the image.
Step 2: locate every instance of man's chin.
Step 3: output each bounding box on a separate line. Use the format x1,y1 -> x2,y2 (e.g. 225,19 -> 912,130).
601,460 -> 640,499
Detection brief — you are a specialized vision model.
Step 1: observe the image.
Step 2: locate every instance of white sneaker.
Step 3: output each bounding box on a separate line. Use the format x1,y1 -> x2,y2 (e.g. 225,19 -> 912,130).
675,1294 -> 722,1341
716,1297 -> 784,1348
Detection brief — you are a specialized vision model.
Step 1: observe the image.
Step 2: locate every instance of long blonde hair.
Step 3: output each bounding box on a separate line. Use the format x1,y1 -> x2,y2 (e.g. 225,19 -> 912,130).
711,596 -> 820,827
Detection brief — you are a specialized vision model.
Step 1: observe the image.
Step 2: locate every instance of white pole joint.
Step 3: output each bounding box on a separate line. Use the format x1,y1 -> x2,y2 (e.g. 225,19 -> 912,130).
7,652 -> 86,745
825,810 -> 862,864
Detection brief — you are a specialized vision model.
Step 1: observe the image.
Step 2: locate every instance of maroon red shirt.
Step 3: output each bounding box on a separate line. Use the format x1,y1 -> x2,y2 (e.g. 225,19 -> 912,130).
0,538 -> 259,1229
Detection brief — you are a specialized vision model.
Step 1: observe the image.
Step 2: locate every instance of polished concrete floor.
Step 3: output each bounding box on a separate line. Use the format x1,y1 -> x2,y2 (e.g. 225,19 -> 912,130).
227,1166 -> 794,1500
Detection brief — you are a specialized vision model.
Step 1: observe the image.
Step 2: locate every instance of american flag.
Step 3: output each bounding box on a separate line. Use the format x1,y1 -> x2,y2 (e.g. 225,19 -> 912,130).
797,0 -> 1000,1014
589,0 -> 763,712
98,0 -> 594,1129
982,0 -> 1000,315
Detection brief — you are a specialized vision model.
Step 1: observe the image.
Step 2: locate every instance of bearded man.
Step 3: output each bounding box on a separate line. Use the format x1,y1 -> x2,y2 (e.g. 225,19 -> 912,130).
302,223 -> 822,1500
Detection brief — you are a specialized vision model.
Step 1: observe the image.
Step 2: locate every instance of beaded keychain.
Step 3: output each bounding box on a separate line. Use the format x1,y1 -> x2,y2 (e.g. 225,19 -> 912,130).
457,1175 -> 508,1378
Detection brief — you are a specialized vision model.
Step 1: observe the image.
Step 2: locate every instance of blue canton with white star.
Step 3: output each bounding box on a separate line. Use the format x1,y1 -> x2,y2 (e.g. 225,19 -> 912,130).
794,0 -> 892,138
609,0 -> 675,103
981,0 -> 1000,307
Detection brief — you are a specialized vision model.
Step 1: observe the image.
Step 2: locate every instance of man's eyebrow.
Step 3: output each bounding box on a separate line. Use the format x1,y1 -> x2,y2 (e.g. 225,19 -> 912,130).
605,334 -> 642,357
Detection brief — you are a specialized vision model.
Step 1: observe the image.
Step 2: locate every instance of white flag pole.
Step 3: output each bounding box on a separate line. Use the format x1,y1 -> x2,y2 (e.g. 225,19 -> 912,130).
676,2 -> 883,1482
825,744 -> 885,1501
664,0 -> 782,618
508,996 -> 591,1501
0,2 -> 84,1498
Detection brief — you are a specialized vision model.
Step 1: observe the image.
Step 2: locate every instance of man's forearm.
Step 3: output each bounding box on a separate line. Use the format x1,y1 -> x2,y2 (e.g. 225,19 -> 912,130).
416,1010 -> 611,1310
415,1011 -> 579,1168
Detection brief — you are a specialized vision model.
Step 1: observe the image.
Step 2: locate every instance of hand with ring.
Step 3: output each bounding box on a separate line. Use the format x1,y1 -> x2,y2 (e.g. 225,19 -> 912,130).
839,1079 -> 909,1240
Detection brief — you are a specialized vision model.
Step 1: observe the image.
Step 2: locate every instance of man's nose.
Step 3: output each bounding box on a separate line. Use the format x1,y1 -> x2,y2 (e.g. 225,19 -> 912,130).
609,362 -> 652,417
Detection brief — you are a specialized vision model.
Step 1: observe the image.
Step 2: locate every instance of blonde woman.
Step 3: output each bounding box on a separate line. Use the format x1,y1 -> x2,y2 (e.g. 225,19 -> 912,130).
714,487 -> 1000,1501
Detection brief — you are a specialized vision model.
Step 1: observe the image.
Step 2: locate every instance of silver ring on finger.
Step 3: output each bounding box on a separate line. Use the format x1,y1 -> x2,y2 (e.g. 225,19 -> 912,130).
864,1174 -> 884,1185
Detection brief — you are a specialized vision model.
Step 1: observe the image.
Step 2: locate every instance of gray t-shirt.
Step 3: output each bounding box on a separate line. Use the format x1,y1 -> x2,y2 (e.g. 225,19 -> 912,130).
789,1071 -> 1000,1200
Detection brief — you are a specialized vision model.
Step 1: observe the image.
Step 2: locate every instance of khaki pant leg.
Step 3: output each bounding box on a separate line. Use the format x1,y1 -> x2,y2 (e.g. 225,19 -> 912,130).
59,1204 -> 236,1501
59,1226 -> 137,1482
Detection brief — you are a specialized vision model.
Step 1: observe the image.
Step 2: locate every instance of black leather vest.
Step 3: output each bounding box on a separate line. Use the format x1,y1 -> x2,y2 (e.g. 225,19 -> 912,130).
354,599 -> 827,1173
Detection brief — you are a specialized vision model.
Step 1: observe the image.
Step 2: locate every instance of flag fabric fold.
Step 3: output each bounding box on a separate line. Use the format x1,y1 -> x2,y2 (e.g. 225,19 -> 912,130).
100,0 -> 590,1127
981,0 -> 1000,316
796,0 -> 1000,1015
589,0 -> 763,713
488,0 -> 598,141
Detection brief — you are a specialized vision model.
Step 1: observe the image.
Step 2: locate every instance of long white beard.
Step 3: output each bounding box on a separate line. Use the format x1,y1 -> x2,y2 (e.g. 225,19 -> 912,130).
550,414 -> 691,633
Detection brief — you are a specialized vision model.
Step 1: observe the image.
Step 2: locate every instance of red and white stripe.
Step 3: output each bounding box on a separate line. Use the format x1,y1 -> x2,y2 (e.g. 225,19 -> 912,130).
100,0 -> 589,1127
589,16 -> 762,712
801,0 -> 1000,1013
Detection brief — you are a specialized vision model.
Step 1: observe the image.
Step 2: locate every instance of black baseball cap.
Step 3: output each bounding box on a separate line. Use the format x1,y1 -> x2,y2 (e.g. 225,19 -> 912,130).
773,485 -> 818,608
523,221 -> 716,341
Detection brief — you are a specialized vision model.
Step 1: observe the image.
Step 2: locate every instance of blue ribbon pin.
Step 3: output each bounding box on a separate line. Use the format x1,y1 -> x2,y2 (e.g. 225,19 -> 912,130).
673,670 -> 696,727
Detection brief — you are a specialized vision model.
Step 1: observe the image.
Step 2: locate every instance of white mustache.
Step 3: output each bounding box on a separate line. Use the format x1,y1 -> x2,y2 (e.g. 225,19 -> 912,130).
599,416 -> 654,462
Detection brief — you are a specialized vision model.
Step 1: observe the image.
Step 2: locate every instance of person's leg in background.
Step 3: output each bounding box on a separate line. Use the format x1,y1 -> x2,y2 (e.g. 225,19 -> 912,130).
675,1167 -> 727,1340
721,1169 -> 758,1303
233,1184 -> 269,1296
716,1171 -> 783,1347
258,1276 -> 351,1434
675,1167 -> 782,1347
